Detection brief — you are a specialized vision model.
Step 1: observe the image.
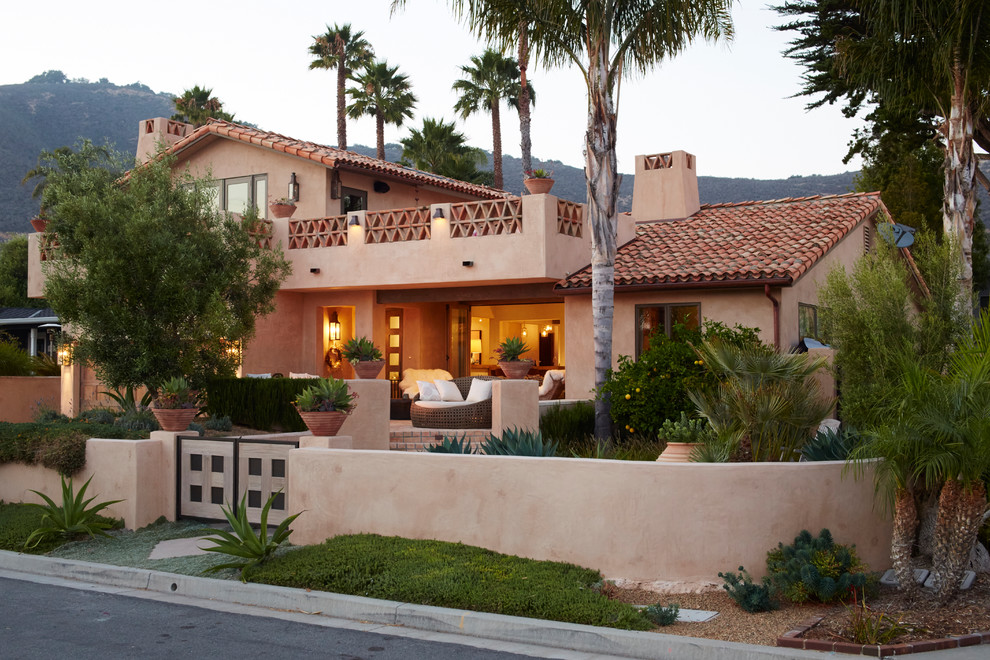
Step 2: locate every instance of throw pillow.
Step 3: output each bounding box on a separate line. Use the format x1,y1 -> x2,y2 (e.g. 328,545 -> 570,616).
465,378 -> 493,402
435,379 -> 464,402
417,380 -> 441,401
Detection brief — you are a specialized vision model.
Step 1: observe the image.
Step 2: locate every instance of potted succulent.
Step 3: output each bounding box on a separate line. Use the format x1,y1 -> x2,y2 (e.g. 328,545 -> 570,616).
269,196 -> 297,219
151,376 -> 201,432
30,214 -> 48,233
655,412 -> 711,463
495,336 -> 533,379
523,168 -> 555,195
342,336 -> 385,379
294,376 -> 357,436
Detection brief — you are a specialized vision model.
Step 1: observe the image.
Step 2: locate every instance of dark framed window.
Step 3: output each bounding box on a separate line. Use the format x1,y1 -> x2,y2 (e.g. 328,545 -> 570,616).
635,303 -> 700,357
206,174 -> 268,218
341,187 -> 367,214
799,303 -> 819,340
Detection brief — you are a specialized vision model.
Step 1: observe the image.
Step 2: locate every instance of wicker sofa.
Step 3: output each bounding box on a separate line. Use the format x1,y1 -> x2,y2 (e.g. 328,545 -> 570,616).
410,376 -> 499,429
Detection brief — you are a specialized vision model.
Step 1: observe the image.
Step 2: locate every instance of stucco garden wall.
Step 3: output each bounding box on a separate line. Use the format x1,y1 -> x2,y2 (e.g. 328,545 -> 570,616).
0,376 -> 60,422
288,450 -> 892,583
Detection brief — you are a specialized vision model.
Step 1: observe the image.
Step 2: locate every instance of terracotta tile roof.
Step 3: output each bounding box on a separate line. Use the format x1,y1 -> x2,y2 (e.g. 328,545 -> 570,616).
166,119 -> 510,200
557,192 -> 886,291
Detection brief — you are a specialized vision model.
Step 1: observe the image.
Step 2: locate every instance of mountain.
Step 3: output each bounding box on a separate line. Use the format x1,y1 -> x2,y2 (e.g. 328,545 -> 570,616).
8,71 -> 978,235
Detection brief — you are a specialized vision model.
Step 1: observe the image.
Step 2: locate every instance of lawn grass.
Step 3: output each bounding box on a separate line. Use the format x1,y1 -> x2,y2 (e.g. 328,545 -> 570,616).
0,501 -> 63,554
247,533 -> 652,630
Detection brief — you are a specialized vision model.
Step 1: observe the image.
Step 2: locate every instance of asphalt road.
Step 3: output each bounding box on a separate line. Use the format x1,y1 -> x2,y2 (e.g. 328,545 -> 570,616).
0,576 -> 553,660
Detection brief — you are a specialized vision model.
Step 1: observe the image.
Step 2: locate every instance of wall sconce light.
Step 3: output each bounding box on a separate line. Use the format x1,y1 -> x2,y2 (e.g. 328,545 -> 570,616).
56,342 -> 74,366
310,267 -> 321,274
348,215 -> 360,228
288,172 -> 300,202
432,207 -> 445,219
462,260 -> 473,267
220,338 -> 243,366
329,311 -> 341,341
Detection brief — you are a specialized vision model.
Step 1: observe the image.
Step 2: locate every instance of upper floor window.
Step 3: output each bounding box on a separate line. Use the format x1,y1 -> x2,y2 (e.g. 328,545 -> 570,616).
205,174 -> 268,219
341,187 -> 367,214
636,303 -> 700,357
799,303 -> 819,340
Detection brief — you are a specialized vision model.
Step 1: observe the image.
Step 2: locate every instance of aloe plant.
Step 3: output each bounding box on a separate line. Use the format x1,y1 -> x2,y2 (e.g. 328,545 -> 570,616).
199,490 -> 301,581
23,475 -> 122,549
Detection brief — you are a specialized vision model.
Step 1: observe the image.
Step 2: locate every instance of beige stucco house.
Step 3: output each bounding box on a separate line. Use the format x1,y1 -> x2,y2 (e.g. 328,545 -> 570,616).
28,119 -> 922,410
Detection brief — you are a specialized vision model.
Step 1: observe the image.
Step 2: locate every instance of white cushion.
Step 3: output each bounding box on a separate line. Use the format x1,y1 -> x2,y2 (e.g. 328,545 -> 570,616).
465,378 -> 493,402
417,380 -> 441,401
414,400 -> 473,409
289,372 -> 319,379
400,368 -> 454,397
435,379 -> 464,402
538,369 -> 565,396
246,373 -> 271,379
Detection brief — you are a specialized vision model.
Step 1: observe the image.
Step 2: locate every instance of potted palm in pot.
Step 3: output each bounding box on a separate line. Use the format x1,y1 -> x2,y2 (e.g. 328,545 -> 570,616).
496,336 -> 533,379
151,376 -> 201,432
294,376 -> 357,436
342,336 -> 385,379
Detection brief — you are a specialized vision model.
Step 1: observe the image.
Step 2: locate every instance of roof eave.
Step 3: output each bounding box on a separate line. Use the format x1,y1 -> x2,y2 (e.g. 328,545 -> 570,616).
555,276 -> 794,295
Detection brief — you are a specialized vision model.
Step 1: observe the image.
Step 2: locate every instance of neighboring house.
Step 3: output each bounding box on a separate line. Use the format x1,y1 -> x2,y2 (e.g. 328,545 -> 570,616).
27,121 -> 922,410
0,307 -> 59,356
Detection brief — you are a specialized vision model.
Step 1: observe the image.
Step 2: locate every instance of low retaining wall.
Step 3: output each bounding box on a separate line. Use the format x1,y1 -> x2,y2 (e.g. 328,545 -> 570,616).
288,450 -> 892,583
0,376 -> 60,422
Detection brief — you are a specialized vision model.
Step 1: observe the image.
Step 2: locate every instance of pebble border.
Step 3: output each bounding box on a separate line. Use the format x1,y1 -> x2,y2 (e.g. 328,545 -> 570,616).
776,615 -> 990,656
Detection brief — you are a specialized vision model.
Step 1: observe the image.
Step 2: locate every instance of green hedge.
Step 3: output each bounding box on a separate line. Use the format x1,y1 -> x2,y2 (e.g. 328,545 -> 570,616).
203,378 -> 316,432
0,421 -> 144,475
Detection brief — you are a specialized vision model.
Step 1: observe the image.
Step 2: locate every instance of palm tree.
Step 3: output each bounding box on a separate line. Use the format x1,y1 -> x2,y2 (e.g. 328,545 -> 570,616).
400,117 -> 489,184
347,60 -> 417,160
444,0 -> 735,439
308,24 -> 374,150
171,86 -> 234,127
453,49 -> 534,190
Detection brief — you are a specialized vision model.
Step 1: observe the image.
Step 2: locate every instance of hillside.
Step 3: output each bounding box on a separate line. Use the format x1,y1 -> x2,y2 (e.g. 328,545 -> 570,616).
7,72 -> 981,235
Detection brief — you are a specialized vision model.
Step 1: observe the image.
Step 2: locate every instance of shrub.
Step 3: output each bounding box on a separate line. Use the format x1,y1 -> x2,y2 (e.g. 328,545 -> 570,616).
34,407 -> 68,424
203,415 -> 233,432
481,427 -> 558,456
426,435 -> 477,454
718,566 -> 778,613
0,338 -> 34,376
101,386 -> 153,415
644,602 -> 680,626
203,377 -> 314,431
23,475 -> 122,549
114,409 -> 159,432
32,353 -> 61,376
76,408 -> 116,425
0,421 -> 144,475
565,433 -> 663,461
540,401 -> 594,453
188,422 -> 205,435
600,322 -> 761,440
800,426 -> 862,461
766,529 -> 867,604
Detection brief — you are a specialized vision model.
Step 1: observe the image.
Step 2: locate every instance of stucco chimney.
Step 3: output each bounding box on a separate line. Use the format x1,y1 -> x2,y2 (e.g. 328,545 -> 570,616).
136,117 -> 193,163
631,151 -> 700,222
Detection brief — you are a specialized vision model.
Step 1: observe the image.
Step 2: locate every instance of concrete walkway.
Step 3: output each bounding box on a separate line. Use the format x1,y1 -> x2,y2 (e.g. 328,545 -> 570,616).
0,551 -> 985,660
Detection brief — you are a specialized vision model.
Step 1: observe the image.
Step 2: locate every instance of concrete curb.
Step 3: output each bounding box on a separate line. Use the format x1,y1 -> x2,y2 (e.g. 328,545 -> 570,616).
0,550 -> 823,659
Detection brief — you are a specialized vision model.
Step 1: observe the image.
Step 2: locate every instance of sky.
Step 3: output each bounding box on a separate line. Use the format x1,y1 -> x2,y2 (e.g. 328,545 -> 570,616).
3,1 -> 869,180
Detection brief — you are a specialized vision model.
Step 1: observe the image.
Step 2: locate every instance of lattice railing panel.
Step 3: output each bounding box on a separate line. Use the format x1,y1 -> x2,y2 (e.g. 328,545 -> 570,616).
247,220 -> 274,249
39,234 -> 59,261
556,200 -> 584,237
449,199 -> 522,237
288,216 -> 348,249
643,153 -> 674,170
365,207 -> 431,244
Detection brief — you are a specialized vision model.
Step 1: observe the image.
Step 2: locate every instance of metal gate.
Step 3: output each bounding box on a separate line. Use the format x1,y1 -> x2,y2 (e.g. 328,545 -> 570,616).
176,435 -> 299,524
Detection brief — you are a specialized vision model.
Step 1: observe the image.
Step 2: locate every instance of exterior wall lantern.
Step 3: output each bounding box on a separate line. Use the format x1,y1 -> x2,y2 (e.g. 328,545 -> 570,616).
432,207 -> 445,219
329,311 -> 342,342
288,172 -> 300,202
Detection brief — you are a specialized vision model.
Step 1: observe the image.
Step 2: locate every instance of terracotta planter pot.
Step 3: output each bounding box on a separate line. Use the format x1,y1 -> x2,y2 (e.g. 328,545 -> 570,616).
269,203 -> 297,219
350,359 -> 385,379
152,407 -> 199,432
523,178 -> 554,195
30,217 -> 47,232
297,409 -> 349,436
499,360 -> 534,379
656,442 -> 703,463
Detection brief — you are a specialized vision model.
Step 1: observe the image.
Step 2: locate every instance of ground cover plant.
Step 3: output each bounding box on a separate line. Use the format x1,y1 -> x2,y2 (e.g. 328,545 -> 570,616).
0,501 -> 70,554
246,534 -> 652,630
0,420 -> 144,475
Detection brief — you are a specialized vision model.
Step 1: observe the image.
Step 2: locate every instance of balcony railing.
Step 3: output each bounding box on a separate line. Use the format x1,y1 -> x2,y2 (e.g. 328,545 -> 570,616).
449,199 -> 522,238
365,207 -> 431,244
556,200 -> 583,237
247,220 -> 274,249
288,215 -> 348,249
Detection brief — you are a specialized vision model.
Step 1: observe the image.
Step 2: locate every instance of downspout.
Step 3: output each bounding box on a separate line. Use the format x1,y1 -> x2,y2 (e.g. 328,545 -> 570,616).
764,284 -> 780,350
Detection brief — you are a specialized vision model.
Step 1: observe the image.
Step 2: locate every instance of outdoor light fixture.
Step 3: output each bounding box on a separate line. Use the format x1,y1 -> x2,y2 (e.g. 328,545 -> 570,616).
220,338 -> 243,366
432,207 -> 445,219
329,311 -> 341,341
348,215 -> 360,228
56,342 -> 74,366
310,267 -> 321,274
288,172 -> 300,202
462,260 -> 473,267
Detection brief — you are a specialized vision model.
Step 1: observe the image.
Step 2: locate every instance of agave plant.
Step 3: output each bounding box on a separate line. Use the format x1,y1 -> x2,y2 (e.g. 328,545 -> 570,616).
341,336 -> 383,362
426,434 -> 477,454
494,336 -> 530,362
199,490 -> 301,582
101,385 -> 154,414
481,427 -> 558,456
23,475 -> 122,549
294,377 -> 356,412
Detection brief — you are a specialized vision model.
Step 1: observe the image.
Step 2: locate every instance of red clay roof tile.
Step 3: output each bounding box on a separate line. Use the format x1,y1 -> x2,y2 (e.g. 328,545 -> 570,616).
557,192 -> 884,291
166,119 -> 509,200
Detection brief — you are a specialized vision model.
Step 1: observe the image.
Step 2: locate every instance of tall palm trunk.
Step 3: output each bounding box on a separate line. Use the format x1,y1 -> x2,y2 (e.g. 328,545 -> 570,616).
376,108 -> 386,160
491,102 -> 503,189
336,35 -> 347,150
932,479 -> 986,602
892,487 -> 919,596
586,47 -> 620,441
518,23 -> 532,188
944,58 -> 976,298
